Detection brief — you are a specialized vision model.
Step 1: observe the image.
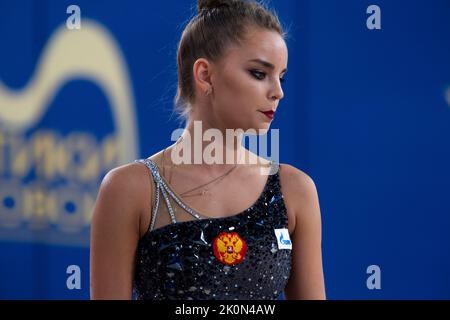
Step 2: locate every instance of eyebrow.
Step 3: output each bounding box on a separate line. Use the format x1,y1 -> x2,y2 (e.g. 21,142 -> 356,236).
248,58 -> 287,74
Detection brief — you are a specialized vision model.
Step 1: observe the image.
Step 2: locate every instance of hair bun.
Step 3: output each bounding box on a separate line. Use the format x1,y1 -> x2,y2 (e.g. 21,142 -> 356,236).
197,0 -> 237,12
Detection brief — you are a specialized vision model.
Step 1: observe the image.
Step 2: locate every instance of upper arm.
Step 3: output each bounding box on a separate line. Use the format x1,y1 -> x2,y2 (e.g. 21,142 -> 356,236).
280,164 -> 326,300
89,164 -> 146,299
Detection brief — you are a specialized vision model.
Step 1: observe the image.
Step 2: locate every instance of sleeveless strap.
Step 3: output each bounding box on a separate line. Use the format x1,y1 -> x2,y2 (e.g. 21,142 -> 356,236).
135,158 -> 204,231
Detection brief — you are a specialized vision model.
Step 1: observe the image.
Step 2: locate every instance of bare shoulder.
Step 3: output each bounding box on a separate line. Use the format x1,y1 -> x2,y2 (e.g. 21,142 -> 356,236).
94,161 -> 151,223
102,161 -> 149,197
278,163 -> 320,234
106,161 -> 151,185
90,161 -> 150,299
278,163 -> 317,195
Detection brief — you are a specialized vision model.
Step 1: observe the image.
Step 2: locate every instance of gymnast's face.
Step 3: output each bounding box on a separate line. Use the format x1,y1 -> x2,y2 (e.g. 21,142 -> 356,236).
197,26 -> 288,133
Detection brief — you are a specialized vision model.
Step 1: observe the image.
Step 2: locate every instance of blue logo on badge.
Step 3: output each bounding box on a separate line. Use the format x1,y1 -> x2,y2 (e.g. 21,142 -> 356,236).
279,233 -> 292,245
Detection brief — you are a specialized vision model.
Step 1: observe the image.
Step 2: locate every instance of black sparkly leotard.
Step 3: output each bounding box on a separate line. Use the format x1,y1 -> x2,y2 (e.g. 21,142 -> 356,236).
132,158 -> 292,300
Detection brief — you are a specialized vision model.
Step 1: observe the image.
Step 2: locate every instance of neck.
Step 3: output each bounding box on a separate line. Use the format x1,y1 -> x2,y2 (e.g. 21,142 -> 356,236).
167,118 -> 251,176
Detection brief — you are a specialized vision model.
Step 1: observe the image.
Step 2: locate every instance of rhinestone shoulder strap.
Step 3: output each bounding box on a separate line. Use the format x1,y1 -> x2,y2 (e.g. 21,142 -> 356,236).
135,158 -> 205,231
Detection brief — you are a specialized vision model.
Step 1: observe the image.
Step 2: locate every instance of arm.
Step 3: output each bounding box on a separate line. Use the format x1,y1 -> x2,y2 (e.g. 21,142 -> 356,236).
281,164 -> 326,300
90,164 -> 145,299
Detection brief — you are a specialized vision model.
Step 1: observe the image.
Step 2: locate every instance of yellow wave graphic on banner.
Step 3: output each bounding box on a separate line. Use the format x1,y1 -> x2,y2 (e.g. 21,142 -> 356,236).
0,19 -> 138,164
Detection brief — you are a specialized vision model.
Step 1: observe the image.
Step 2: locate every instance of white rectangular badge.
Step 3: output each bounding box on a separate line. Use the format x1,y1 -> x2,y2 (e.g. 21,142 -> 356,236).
274,228 -> 292,249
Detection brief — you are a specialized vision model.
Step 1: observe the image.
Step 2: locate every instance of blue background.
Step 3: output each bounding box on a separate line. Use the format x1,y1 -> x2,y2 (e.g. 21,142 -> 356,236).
0,0 -> 449,299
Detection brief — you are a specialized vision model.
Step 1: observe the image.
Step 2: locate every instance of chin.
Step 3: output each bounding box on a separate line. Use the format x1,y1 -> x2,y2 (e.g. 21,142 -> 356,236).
228,119 -> 270,135
257,127 -> 270,135
248,123 -> 271,135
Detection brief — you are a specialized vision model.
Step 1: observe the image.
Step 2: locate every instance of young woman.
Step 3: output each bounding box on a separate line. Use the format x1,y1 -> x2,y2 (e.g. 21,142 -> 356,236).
90,0 -> 326,300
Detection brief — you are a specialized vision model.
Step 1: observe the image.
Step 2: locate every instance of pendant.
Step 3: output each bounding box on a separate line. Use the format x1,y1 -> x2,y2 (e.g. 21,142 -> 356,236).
212,231 -> 247,265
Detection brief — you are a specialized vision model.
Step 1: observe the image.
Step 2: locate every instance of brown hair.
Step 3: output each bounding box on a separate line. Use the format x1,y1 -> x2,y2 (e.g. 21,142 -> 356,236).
174,0 -> 286,120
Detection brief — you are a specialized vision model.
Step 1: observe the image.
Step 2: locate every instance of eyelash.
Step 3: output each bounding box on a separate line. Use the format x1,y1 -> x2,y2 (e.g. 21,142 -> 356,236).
250,70 -> 286,83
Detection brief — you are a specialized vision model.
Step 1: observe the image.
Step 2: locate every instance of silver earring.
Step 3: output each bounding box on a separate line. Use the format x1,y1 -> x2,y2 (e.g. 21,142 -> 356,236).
205,87 -> 212,96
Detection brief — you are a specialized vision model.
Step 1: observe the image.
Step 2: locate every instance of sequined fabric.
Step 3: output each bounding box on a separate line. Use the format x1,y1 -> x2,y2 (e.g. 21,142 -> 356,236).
133,158 -> 292,300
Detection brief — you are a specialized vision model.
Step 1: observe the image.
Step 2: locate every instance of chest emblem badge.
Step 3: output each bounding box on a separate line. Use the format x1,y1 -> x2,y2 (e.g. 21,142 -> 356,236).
212,231 -> 247,265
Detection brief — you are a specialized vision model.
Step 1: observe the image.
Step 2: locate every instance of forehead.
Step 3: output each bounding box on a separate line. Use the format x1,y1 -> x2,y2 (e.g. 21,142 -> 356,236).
222,27 -> 288,67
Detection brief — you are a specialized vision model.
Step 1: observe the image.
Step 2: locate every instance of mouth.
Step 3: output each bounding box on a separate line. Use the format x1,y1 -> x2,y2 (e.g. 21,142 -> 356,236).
259,110 -> 275,120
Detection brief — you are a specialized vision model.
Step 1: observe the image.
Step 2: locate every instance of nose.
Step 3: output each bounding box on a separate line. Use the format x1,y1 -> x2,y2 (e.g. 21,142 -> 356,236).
269,79 -> 284,101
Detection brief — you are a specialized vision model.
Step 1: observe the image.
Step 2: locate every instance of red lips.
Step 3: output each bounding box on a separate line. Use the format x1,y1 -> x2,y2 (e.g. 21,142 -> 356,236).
260,110 -> 275,120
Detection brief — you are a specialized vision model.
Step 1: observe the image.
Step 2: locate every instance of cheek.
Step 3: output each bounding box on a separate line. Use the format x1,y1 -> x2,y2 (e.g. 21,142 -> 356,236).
217,71 -> 261,112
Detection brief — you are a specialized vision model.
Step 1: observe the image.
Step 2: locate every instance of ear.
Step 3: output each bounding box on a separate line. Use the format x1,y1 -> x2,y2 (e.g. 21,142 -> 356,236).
192,58 -> 213,95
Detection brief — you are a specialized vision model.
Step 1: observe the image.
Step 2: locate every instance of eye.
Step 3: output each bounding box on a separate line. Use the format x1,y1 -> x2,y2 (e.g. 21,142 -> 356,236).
249,70 -> 266,80
280,77 -> 286,83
